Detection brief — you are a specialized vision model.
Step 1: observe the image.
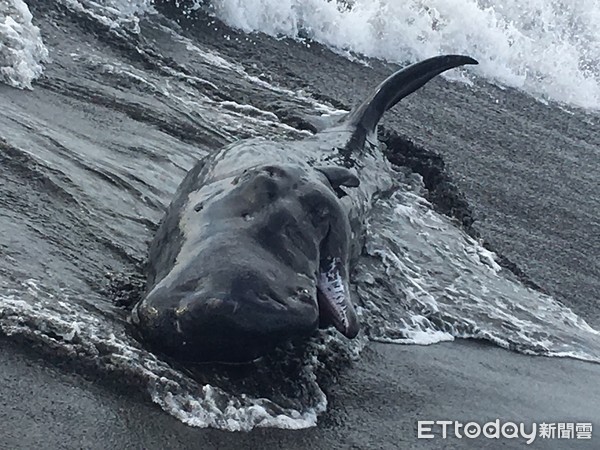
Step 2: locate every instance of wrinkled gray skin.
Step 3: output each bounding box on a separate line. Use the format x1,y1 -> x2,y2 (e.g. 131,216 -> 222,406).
132,55 -> 478,363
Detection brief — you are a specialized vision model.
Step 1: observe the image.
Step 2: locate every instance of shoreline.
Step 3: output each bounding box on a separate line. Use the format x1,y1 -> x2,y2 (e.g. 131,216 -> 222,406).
1,337 -> 597,449
1,4 -> 597,449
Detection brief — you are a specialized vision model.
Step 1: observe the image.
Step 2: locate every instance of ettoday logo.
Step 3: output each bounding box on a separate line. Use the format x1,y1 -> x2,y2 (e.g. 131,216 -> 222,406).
417,420 -> 593,444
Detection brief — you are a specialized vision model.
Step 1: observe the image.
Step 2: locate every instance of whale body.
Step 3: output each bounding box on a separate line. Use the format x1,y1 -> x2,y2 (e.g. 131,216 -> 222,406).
131,55 -> 478,362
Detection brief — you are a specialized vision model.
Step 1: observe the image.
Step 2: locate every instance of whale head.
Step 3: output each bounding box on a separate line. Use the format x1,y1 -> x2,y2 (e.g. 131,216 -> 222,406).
132,163 -> 361,362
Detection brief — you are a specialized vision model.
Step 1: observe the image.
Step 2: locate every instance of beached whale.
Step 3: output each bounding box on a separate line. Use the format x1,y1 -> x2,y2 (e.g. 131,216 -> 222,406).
131,55 -> 478,362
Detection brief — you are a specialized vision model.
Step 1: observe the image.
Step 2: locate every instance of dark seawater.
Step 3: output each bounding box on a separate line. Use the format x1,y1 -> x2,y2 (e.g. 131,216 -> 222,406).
0,0 -> 599,430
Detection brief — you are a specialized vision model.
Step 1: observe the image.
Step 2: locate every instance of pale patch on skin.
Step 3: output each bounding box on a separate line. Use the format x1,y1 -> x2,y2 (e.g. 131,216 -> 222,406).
175,306 -> 188,316
143,304 -> 159,318
130,302 -> 156,326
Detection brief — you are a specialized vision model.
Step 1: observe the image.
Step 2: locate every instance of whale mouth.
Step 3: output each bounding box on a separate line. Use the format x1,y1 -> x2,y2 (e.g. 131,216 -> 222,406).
316,258 -> 360,339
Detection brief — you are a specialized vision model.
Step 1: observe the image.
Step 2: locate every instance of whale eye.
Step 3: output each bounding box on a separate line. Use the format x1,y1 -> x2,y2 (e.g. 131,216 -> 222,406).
318,209 -> 330,224
263,165 -> 287,178
256,176 -> 279,201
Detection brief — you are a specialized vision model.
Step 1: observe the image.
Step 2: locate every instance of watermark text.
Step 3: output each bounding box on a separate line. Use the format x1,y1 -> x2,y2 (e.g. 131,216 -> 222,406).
418,420 -> 593,444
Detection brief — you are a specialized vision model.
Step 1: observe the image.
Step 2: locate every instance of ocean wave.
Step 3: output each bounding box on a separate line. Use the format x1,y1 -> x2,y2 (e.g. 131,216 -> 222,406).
57,0 -> 155,33
202,0 -> 600,110
0,0 -> 48,89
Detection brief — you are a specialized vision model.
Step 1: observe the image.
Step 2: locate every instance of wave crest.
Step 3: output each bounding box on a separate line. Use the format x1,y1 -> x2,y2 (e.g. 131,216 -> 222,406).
204,0 -> 600,109
0,0 -> 48,89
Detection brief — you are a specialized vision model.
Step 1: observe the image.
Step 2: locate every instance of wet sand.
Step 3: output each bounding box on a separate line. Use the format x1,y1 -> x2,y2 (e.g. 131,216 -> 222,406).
1,338 -> 598,449
1,5 -> 599,449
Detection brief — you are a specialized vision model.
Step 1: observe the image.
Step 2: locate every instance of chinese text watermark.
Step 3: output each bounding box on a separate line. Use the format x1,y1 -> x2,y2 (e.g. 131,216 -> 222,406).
418,420 -> 593,444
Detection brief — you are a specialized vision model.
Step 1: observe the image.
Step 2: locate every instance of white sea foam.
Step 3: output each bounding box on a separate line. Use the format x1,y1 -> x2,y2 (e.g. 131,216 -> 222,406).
57,0 -> 155,33
162,24 -> 347,115
0,279 -> 352,430
356,175 -> 600,362
205,0 -> 600,110
0,0 -> 48,89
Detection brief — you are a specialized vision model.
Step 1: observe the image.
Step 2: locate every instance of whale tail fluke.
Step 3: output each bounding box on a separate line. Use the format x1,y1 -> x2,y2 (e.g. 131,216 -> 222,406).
344,55 -> 478,137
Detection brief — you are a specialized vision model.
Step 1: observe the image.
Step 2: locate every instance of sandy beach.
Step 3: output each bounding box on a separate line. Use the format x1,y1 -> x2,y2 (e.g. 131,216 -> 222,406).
1,1 -> 599,448
1,338 -> 598,449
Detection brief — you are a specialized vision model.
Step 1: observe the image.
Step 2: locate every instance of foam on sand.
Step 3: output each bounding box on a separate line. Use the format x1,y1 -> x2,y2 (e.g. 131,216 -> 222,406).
0,0 -> 48,89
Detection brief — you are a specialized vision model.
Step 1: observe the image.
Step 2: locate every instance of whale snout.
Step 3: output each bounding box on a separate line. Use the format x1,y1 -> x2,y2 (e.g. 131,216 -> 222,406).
132,254 -> 361,362
132,273 -> 320,363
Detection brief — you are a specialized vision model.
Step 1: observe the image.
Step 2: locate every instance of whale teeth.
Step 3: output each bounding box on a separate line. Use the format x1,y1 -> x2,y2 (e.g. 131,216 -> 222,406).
317,258 -> 351,331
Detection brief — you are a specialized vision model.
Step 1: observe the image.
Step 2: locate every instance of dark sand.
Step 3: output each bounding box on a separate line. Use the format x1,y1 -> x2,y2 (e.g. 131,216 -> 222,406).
1,338 -> 598,449
1,5 -> 599,449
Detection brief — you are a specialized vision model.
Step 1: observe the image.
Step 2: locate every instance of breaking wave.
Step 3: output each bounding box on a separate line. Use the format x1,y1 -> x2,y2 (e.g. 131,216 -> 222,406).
0,0 -> 48,89
205,0 -> 600,110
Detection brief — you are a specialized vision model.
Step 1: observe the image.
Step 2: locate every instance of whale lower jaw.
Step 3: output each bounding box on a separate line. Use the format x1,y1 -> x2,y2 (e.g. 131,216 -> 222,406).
316,258 -> 360,339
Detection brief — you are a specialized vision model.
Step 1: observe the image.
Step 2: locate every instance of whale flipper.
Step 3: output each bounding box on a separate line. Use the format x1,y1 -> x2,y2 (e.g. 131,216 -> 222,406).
344,55 -> 478,139
316,166 -> 360,188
